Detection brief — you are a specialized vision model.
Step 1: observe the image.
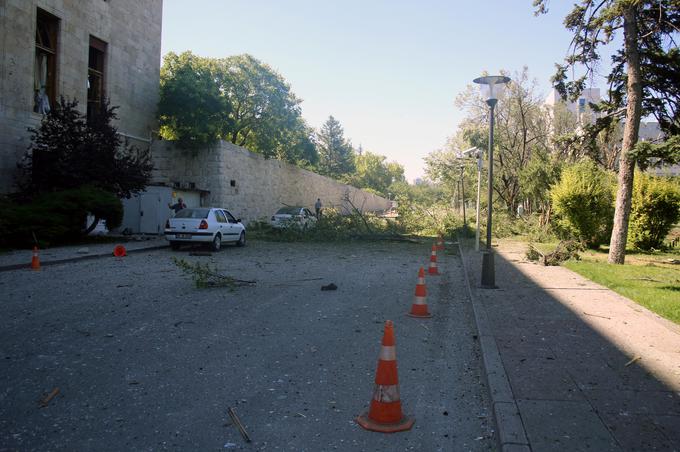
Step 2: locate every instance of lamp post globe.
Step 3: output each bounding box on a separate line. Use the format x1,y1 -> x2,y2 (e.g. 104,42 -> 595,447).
473,75 -> 510,289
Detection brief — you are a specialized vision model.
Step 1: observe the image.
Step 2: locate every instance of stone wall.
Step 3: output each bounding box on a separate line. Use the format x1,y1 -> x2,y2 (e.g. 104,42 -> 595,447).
0,0 -> 162,192
151,141 -> 391,224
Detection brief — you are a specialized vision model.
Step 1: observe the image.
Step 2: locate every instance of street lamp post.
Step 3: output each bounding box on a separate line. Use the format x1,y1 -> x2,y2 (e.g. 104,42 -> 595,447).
459,165 -> 466,228
460,146 -> 482,251
473,75 -> 510,289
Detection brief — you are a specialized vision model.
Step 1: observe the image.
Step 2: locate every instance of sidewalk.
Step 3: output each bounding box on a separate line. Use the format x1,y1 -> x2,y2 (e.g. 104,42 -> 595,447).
459,239 -> 680,452
0,236 -> 168,271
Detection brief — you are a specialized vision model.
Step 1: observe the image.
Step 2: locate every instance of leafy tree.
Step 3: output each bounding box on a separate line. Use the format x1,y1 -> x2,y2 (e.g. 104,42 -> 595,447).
518,149 -> 561,220
629,174 -> 680,250
344,151 -> 405,196
316,116 -> 355,178
158,52 -> 317,165
442,67 -> 551,213
159,51 -> 227,151
534,0 -> 680,263
20,97 -> 152,199
550,160 -> 615,248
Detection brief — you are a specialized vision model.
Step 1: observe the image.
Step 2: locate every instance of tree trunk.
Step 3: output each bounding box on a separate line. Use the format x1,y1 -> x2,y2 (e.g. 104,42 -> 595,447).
608,6 -> 642,265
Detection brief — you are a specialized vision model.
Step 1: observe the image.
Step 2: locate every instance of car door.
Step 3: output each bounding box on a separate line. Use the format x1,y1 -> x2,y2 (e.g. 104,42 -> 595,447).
214,209 -> 229,238
223,210 -> 239,242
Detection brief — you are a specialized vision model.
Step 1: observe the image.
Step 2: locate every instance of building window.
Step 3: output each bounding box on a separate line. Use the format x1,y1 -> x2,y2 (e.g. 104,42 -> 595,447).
87,36 -> 107,122
34,9 -> 59,114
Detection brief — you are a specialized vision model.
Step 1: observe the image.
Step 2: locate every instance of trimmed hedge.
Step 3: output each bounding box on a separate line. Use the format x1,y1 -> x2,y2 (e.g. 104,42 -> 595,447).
0,186 -> 123,248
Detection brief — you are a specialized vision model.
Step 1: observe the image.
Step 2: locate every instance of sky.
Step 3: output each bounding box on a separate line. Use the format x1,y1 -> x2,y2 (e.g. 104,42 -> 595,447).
161,1 -> 588,182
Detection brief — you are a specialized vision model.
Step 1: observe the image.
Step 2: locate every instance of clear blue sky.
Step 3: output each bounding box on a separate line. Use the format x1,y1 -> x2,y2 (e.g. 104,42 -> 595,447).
161,1 -> 584,181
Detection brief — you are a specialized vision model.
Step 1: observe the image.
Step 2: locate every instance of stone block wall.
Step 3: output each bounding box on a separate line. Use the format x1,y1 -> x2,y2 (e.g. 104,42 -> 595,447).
0,0 -> 162,192
151,141 -> 391,224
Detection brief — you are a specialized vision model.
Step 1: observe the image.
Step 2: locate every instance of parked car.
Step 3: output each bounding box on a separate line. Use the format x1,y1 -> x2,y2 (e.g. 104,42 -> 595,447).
165,207 -> 246,251
270,206 -> 317,230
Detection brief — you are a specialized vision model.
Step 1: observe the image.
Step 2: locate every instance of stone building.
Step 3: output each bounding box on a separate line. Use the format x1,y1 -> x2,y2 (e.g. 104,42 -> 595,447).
0,0 -> 163,193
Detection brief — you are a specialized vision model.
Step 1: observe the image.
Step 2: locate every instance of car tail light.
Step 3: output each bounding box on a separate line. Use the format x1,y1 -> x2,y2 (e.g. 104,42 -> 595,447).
165,220 -> 170,229
199,220 -> 209,229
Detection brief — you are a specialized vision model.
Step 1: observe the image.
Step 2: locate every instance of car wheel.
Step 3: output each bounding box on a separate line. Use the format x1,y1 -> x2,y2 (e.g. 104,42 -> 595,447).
236,231 -> 246,247
170,241 -> 181,250
211,234 -> 222,251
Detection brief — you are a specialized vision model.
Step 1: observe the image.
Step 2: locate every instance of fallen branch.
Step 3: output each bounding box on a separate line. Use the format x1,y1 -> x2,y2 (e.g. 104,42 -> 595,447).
583,311 -> 611,320
227,407 -> 252,443
624,356 -> 641,367
172,257 -> 255,289
39,387 -> 60,407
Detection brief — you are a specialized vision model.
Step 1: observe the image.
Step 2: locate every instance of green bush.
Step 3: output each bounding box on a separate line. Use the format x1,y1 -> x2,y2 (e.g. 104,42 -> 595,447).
550,160 -> 615,248
629,174 -> 680,250
0,186 -> 123,248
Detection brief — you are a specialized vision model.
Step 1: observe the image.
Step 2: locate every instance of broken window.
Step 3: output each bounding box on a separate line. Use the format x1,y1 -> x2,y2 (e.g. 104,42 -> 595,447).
34,9 -> 59,114
87,36 -> 107,122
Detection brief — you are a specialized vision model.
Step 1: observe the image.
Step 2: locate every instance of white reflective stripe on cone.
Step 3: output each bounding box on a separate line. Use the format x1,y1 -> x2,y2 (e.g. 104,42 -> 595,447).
417,277 -> 425,284
379,345 -> 396,361
372,384 -> 400,403
413,296 -> 426,305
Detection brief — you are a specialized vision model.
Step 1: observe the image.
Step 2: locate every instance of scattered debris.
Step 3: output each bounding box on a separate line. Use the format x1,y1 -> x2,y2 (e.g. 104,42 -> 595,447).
583,312 -> 611,320
418,323 -> 430,331
76,247 -> 90,254
625,356 -> 642,367
321,283 -> 338,291
39,387 -> 60,407
665,259 -> 680,265
227,407 -> 251,443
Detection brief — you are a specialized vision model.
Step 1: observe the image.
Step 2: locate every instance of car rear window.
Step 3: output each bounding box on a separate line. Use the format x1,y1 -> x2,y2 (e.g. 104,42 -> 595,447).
174,208 -> 210,219
276,207 -> 302,215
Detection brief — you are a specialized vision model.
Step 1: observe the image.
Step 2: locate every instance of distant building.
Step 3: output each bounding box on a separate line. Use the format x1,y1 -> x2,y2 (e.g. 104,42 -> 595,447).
0,0 -> 163,193
544,87 -> 601,124
544,88 -> 677,176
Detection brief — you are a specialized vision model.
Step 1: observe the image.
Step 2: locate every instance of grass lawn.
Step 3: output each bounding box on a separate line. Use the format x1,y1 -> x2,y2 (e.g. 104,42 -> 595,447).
525,240 -> 680,325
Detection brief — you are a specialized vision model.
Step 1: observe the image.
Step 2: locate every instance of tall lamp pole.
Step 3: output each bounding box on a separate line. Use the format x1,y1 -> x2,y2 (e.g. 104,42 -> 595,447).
459,165 -> 466,228
473,75 -> 510,289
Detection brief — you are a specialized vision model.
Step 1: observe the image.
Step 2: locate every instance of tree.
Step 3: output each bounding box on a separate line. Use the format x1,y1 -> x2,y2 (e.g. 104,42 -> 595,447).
344,151 -> 405,196
534,0 -> 680,264
316,116 -> 355,178
215,54 -> 314,162
439,67 -> 551,213
158,52 -> 317,165
159,51 -> 228,151
20,97 -> 152,199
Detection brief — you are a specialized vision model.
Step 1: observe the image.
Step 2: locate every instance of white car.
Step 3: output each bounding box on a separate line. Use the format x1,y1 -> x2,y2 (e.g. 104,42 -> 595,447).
270,206 -> 317,230
165,207 -> 246,251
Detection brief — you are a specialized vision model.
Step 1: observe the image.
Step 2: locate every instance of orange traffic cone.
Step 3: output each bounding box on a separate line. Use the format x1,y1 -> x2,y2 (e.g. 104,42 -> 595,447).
30,246 -> 41,271
113,245 -> 127,257
408,267 -> 432,318
427,244 -> 440,275
356,320 -> 414,433
436,234 -> 445,251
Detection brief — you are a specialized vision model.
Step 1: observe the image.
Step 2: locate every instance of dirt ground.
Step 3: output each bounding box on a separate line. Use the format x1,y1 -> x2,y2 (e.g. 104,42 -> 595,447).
0,239 -> 494,451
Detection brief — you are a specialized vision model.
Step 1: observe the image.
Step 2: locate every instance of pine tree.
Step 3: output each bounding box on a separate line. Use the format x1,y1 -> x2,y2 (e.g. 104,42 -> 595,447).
316,116 -> 355,178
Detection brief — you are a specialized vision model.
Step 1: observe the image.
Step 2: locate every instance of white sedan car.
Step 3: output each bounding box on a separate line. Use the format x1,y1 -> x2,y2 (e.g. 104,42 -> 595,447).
270,206 -> 317,230
165,207 -> 246,251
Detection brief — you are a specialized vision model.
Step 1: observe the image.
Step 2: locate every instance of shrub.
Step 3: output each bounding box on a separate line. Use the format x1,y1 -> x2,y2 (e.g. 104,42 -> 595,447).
0,187 -> 122,248
629,174 -> 680,250
550,160 -> 615,248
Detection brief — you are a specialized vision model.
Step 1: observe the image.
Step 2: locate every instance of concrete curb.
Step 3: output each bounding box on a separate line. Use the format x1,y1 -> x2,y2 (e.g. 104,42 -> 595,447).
457,237 -> 531,452
0,244 -> 169,272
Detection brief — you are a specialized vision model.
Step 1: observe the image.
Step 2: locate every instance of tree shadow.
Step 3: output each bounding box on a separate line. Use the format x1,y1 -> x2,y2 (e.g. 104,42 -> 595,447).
466,245 -> 680,451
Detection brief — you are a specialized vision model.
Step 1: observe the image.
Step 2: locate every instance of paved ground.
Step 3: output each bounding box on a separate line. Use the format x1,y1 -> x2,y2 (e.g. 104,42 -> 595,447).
0,240 -> 494,451
461,239 -> 680,452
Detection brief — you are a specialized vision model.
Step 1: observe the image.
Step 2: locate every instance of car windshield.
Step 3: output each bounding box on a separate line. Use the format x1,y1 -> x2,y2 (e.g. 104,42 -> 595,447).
174,208 -> 210,219
276,207 -> 301,215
